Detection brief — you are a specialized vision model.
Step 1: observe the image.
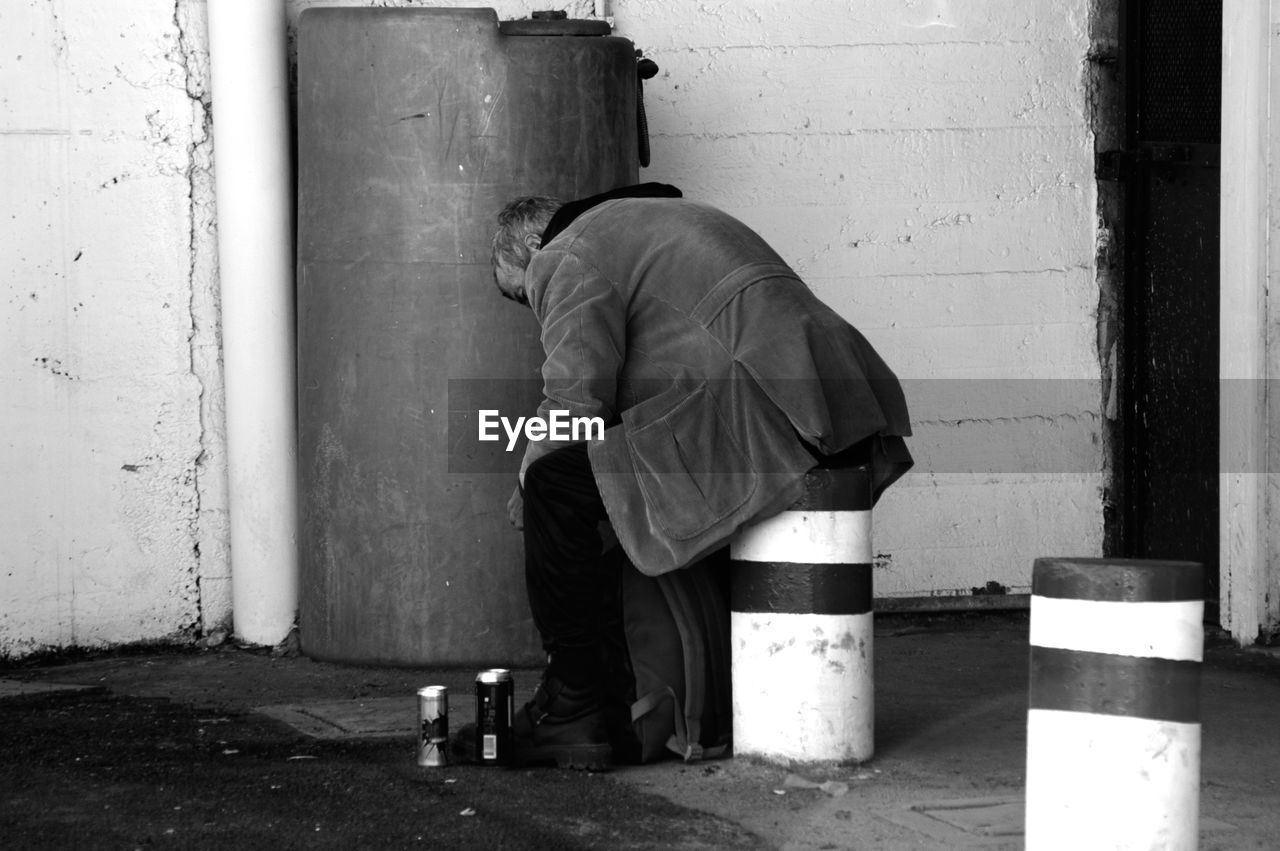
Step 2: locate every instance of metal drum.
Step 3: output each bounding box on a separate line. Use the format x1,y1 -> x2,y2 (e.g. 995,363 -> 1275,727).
296,7 -> 639,664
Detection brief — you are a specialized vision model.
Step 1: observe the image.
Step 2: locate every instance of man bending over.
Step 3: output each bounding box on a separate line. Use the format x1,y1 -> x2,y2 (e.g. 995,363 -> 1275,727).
490,184 -> 912,769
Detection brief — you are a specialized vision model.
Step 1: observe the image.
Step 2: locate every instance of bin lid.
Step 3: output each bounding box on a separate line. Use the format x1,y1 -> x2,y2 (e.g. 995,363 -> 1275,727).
500,13 -> 611,36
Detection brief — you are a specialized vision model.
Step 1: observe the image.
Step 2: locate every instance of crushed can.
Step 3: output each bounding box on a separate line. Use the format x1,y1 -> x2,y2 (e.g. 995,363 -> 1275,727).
417,685 -> 449,767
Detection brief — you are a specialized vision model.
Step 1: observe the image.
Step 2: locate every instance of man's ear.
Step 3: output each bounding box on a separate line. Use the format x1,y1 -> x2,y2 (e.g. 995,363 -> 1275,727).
522,232 -> 542,251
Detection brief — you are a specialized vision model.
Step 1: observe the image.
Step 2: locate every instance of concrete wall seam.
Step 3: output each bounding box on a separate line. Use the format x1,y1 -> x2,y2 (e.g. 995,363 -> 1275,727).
174,0 -> 232,637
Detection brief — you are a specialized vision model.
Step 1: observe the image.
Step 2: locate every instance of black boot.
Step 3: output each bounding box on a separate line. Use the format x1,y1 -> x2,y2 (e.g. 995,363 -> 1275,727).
511,669 -> 612,771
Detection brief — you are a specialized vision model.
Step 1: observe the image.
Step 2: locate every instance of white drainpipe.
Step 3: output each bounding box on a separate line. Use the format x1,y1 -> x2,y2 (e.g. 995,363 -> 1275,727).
206,0 -> 298,645
1218,0 -> 1269,645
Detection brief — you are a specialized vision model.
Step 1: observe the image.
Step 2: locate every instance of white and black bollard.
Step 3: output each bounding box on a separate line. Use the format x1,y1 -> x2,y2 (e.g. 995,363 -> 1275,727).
729,466 -> 874,762
1025,557 -> 1204,850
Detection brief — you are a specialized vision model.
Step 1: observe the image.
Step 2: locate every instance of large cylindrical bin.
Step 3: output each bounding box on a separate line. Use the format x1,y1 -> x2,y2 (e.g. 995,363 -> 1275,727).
296,8 -> 639,665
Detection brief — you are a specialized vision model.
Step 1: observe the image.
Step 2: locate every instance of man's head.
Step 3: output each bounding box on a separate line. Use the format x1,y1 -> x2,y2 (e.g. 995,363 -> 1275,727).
491,195 -> 564,305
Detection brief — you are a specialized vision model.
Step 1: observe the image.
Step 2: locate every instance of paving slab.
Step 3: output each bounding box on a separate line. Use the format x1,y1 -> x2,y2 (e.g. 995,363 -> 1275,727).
256,696 -> 423,740
876,795 -> 1024,845
254,681 -> 487,740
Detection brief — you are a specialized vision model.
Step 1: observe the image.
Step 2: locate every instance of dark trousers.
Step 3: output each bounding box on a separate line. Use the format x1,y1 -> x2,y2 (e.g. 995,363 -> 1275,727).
521,442 -> 623,681
520,436 -> 879,682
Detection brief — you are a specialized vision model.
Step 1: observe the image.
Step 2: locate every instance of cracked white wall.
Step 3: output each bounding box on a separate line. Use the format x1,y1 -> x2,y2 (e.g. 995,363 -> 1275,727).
0,0 -> 1103,656
0,0 -> 227,656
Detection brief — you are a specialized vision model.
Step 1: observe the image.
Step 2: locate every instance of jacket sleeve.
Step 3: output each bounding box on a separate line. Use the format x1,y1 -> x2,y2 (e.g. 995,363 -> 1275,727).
519,250 -> 625,481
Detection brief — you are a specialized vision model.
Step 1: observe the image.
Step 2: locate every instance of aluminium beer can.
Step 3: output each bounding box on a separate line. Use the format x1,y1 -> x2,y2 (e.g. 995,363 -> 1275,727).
475,669 -> 515,765
417,685 -> 449,767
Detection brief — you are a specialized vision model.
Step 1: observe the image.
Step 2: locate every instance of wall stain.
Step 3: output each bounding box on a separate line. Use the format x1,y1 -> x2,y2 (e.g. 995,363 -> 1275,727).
33,357 -> 77,380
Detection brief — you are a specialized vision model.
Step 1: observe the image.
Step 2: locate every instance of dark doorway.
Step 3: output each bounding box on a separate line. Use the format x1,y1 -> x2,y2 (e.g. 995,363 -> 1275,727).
1117,0 -> 1222,614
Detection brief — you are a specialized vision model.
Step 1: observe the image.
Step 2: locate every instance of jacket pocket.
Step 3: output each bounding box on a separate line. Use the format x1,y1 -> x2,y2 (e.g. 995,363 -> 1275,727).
626,384 -> 757,540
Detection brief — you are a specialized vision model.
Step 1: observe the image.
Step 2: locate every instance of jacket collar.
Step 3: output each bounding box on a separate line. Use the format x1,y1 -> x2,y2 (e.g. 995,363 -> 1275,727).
540,182 -> 683,245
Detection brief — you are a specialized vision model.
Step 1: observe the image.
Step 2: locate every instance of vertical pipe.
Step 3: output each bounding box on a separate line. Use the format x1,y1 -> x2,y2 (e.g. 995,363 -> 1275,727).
206,0 -> 298,645
1025,557 -> 1203,850
730,466 -> 874,762
1219,0 -> 1270,645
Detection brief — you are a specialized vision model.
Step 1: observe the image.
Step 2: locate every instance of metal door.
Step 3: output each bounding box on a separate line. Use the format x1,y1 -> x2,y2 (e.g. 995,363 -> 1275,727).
1118,0 -> 1221,611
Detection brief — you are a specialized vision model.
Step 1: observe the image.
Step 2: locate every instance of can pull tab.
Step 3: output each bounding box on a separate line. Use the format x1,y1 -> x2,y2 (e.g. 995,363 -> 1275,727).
636,50 -> 660,168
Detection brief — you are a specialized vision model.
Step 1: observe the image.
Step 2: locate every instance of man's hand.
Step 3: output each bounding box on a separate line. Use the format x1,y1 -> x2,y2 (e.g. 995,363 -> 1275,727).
507,485 -> 524,530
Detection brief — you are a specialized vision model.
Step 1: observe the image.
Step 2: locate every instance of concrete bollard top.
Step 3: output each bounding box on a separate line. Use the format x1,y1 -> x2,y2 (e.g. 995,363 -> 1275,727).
1032,557 -> 1203,603
790,464 -> 873,511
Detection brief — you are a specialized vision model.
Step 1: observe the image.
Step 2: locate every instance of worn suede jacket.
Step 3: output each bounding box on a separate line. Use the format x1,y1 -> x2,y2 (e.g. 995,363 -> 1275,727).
520,196 -> 912,576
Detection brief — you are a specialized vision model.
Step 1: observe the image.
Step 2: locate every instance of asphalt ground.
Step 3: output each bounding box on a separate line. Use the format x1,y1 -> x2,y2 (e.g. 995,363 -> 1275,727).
0,687 -> 765,849
3,612 -> 1279,850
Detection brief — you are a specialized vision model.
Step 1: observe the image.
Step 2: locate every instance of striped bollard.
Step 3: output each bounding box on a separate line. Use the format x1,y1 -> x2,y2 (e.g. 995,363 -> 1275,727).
1026,557 -> 1203,850
730,465 -> 873,762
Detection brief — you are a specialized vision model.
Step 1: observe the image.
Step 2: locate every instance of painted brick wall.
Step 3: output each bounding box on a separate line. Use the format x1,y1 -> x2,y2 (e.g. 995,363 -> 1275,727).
0,0 -> 1101,656
618,0 -> 1102,595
